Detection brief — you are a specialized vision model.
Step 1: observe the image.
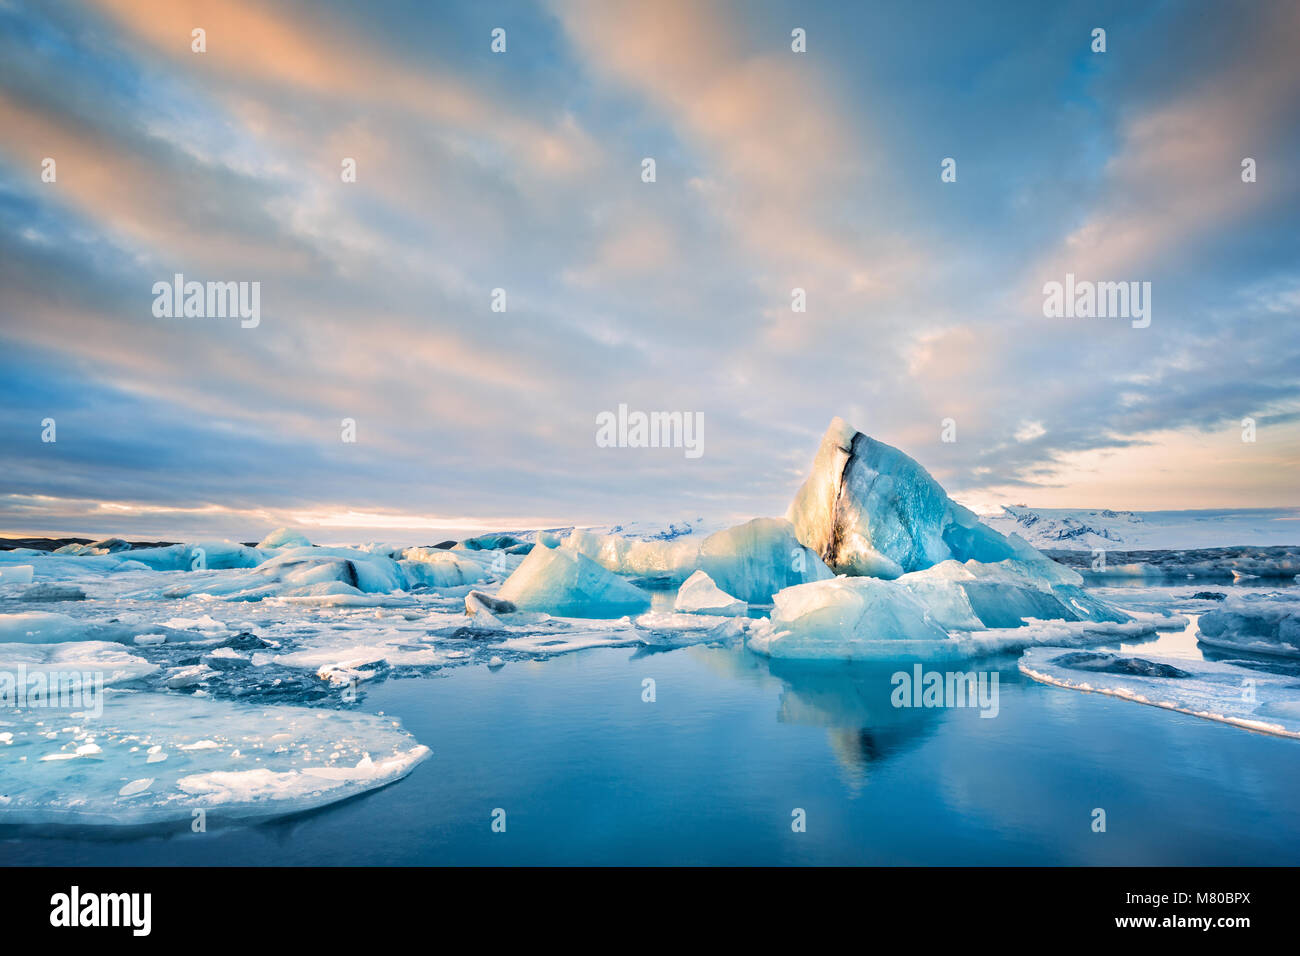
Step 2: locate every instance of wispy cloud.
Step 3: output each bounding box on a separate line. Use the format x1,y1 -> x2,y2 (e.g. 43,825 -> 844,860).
1,0 -> 1297,539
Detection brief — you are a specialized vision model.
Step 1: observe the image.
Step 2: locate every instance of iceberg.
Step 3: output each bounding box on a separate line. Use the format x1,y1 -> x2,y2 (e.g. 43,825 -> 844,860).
749,577 -> 948,659
697,518 -> 833,604
496,544 -> 651,617
161,545 -> 488,602
561,517 -> 830,603
0,690 -> 429,825
787,417 -> 1034,577
674,570 -> 746,616
1198,595 -> 1300,658
0,564 -> 35,585
560,529 -> 701,584
900,559 -> 1130,628
52,537 -> 132,555
1020,645 -> 1300,738
0,640 -> 160,691
396,548 -> 491,588
750,576 -> 1161,661
256,527 -> 313,549
19,583 -> 86,602
0,612 -> 135,645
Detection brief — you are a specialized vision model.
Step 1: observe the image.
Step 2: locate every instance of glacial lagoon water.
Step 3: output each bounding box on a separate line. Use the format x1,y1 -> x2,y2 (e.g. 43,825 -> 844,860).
4,617 -> 1300,866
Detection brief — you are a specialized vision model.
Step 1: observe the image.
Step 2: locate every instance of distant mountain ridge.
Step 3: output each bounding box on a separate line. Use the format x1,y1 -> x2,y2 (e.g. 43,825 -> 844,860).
983,506 -> 1300,551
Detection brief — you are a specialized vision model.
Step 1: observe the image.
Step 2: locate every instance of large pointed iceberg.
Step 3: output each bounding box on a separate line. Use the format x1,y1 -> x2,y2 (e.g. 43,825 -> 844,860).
787,417 -> 1033,577
751,418 -> 1134,659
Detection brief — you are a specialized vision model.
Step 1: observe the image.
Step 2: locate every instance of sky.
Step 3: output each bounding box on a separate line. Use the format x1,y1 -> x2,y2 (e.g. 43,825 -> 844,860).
1,0 -> 1298,542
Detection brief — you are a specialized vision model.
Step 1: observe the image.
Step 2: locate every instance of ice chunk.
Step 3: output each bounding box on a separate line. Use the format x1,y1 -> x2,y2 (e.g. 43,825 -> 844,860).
902,559 -> 1128,628
0,690 -> 429,825
561,529 -> 701,583
124,541 -> 264,571
787,418 -> 1036,576
1198,595 -> 1300,658
750,577 -> 949,660
697,518 -> 833,604
749,573 -> 1155,661
562,517 -> 830,603
0,565 -> 35,585
465,590 -> 516,616
0,612 -> 135,644
633,611 -> 746,645
256,528 -> 313,549
18,583 -> 86,601
397,548 -> 490,588
673,570 -> 746,616
1020,645 -> 1300,738
0,640 -> 159,692
496,544 -> 651,617
52,537 -> 132,555
164,547 -> 407,601
893,567 -> 984,630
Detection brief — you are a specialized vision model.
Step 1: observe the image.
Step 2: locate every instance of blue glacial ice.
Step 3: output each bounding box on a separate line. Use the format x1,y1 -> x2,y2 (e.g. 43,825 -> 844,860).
673,570 -> 747,616
746,418 -> 1135,659
495,543 -> 651,617
256,527 -> 314,549
561,517 -> 831,603
748,571 -> 1165,662
1197,594 -> 1300,658
787,417 -> 1036,577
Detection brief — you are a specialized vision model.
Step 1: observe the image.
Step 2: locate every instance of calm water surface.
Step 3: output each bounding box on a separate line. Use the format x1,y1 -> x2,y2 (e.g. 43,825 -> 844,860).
5,616 -> 1300,865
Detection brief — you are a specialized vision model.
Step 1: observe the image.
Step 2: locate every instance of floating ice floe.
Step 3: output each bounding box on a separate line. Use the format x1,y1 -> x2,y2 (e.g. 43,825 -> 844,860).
159,545 -> 489,604
1197,594 -> 1300,658
0,565 -> 35,585
0,612 -> 136,645
751,594 -> 1167,660
0,640 -> 159,692
51,537 -> 132,555
256,528 -> 313,550
561,517 -> 830,602
748,565 -> 1169,661
18,583 -> 86,602
496,544 -> 651,617
674,570 -> 746,616
0,690 -> 429,825
0,541 -> 264,580
1020,646 -> 1300,738
1059,545 -> 1300,582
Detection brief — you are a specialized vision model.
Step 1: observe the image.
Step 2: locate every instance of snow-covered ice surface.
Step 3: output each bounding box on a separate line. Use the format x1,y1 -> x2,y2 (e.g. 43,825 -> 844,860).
1020,646 -> 1300,739
0,689 -> 429,825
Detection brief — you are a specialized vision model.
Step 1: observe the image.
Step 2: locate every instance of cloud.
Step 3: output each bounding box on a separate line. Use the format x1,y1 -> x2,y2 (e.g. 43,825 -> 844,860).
0,0 -> 1297,539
